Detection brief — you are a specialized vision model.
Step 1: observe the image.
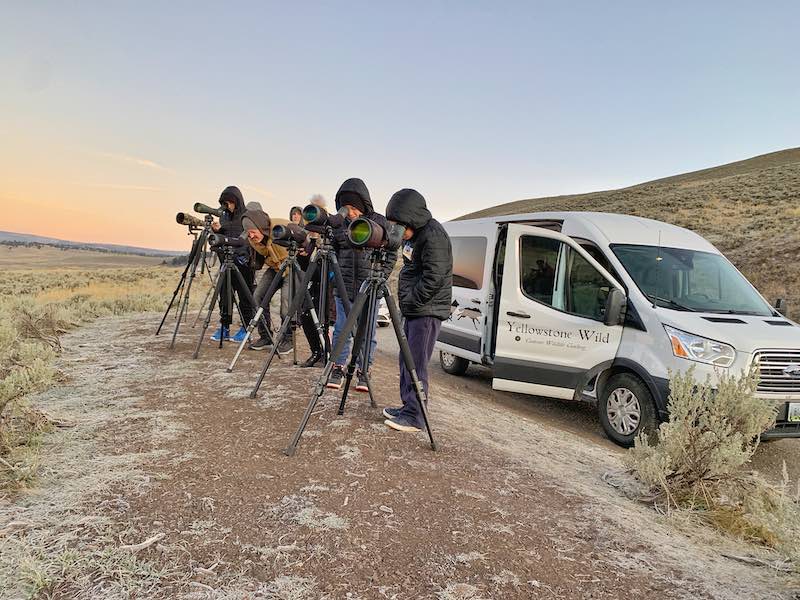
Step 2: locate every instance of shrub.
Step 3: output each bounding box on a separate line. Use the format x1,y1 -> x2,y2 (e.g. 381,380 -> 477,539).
626,366 -> 800,565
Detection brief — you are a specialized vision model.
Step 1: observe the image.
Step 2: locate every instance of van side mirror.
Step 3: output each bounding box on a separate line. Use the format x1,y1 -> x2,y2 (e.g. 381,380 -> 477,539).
604,288 -> 627,326
775,298 -> 788,315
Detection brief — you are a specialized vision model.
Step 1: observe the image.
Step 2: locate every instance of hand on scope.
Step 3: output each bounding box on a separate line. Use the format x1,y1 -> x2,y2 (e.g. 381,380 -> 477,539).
211,221 -> 221,232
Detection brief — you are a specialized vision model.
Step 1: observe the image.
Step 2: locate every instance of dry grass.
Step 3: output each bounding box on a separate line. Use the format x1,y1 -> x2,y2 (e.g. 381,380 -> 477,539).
0,266 -> 203,493
460,147 -> 800,320
0,245 -> 170,269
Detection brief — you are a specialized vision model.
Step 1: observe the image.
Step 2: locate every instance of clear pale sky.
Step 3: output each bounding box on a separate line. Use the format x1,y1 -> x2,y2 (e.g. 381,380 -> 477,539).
1,1 -> 798,251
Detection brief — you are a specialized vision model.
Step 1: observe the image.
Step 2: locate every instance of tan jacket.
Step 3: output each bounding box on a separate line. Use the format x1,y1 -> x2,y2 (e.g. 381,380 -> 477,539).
250,237 -> 288,272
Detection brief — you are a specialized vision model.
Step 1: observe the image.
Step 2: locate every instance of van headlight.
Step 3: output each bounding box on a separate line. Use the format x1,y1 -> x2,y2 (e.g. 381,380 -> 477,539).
664,325 -> 736,368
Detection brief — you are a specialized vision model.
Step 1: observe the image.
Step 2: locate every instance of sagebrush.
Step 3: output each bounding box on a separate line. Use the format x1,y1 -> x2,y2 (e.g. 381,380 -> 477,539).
626,366 -> 800,567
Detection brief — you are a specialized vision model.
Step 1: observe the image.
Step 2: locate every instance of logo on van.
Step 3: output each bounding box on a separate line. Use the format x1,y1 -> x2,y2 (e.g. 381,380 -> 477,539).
784,364 -> 800,378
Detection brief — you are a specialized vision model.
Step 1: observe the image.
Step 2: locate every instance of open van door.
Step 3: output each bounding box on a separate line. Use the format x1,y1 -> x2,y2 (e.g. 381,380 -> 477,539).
493,224 -> 627,399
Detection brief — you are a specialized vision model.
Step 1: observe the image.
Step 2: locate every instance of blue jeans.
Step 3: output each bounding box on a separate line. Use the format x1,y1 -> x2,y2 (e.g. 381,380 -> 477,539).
333,296 -> 378,369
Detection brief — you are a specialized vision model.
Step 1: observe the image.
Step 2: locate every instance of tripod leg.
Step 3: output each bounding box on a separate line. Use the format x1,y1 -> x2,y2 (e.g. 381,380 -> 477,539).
358,293 -> 379,409
227,265 -> 281,372
383,288 -> 437,451
193,270 -> 218,327
318,254 -> 330,362
285,291 -> 370,456
338,288 -> 374,415
170,230 -> 207,349
289,262 -> 298,365
156,242 -> 196,335
220,267 -> 233,348
250,260 -> 319,397
193,264 -> 226,359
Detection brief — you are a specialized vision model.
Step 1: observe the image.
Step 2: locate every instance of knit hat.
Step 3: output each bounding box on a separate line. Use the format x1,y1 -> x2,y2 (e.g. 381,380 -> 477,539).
242,209 -> 271,236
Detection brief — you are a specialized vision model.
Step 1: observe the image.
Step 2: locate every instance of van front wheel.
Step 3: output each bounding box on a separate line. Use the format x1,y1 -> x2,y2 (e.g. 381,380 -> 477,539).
598,373 -> 658,447
440,351 -> 469,376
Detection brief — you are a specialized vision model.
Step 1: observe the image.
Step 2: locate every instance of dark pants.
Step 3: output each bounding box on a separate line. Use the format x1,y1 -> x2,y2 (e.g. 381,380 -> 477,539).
219,264 -> 255,328
398,316 -> 442,427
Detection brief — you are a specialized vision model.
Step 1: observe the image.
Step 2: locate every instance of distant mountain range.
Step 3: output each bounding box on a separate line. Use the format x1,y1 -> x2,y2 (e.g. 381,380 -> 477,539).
0,231 -> 181,257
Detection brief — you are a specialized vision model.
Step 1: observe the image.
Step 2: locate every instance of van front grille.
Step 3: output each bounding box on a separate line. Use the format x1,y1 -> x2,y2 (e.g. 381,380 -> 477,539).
754,349 -> 800,394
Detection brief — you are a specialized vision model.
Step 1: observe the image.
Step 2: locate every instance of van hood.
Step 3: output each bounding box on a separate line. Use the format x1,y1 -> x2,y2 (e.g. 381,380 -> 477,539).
657,312 -> 800,354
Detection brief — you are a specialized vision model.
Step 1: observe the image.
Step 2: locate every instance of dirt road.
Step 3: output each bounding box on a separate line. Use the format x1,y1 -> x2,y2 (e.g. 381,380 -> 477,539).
1,314 -> 797,599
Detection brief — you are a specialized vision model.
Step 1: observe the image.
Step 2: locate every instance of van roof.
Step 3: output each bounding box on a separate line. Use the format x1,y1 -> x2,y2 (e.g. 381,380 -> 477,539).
451,210 -> 719,253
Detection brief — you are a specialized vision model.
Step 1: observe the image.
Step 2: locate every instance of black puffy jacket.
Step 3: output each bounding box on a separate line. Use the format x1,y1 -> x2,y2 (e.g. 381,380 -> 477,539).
217,186 -> 250,263
333,178 -> 396,302
386,189 -> 452,320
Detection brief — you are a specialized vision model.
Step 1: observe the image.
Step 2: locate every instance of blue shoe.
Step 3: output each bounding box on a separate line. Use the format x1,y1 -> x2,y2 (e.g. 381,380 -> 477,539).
382,407 -> 402,419
229,327 -> 247,343
384,415 -> 422,433
210,326 -> 229,342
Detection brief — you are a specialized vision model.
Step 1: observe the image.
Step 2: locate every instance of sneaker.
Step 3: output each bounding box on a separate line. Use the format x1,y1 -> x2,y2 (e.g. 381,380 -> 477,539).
384,416 -> 422,433
249,337 -> 272,351
210,326 -> 229,342
229,327 -> 247,343
382,406 -> 402,419
326,365 -> 345,390
276,339 -> 293,355
355,371 -> 369,393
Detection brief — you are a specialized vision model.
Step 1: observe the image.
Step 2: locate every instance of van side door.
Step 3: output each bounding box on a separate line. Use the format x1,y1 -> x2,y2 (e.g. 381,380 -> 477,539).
493,224 -> 626,399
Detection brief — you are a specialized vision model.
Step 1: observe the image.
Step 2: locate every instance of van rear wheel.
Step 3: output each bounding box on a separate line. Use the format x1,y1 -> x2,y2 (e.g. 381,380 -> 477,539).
598,373 -> 658,447
440,351 -> 469,376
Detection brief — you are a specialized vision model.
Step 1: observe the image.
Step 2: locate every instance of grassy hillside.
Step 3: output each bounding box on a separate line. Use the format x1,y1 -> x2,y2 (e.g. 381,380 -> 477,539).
460,148 -> 800,320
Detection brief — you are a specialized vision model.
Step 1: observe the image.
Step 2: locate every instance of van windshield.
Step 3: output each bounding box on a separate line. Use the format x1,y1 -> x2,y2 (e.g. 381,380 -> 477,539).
611,244 -> 773,316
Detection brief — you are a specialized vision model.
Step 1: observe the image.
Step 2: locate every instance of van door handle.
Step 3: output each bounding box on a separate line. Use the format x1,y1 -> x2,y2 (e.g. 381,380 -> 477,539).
470,298 -> 481,304
506,311 -> 531,319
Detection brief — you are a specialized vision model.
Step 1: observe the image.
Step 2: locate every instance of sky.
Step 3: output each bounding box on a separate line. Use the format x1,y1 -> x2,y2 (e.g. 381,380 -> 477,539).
1,1 -> 798,251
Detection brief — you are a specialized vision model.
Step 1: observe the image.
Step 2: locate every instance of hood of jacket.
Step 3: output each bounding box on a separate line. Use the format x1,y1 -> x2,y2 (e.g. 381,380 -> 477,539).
219,185 -> 246,216
386,188 -> 432,230
334,178 -> 374,215
242,209 -> 271,237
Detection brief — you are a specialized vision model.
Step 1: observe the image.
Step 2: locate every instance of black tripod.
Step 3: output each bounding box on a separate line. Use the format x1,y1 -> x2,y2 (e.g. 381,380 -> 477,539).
156,220 -> 214,336
225,242 -> 312,372
166,216 -> 216,349
192,245 -> 269,358
248,232 -> 353,397
284,248 -> 437,456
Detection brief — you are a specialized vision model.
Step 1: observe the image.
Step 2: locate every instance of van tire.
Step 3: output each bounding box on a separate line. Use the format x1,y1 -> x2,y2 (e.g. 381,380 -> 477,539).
440,351 -> 469,376
598,373 -> 658,448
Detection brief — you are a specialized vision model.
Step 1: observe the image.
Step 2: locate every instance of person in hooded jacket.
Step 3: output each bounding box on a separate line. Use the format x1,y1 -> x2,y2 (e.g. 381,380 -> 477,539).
326,178 -> 397,391
382,189 -> 452,432
210,186 -> 256,343
242,208 -> 324,362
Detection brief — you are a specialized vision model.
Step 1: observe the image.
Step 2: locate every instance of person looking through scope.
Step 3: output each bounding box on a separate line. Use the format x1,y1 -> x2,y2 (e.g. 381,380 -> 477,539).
241,208 -> 295,354
210,186 -> 256,343
326,178 -> 397,392
382,189 -> 452,433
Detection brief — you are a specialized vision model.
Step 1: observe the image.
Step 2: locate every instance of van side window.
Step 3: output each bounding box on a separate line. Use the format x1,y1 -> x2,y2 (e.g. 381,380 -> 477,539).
520,236 -> 559,304
521,236 -> 612,322
565,249 -> 610,320
451,236 -> 488,290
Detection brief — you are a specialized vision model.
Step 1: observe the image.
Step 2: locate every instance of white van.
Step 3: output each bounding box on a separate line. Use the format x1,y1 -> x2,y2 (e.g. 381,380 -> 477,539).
436,211 -> 800,446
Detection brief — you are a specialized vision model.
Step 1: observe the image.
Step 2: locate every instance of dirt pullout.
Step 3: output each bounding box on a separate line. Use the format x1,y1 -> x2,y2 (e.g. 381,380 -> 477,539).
1,314 -> 796,599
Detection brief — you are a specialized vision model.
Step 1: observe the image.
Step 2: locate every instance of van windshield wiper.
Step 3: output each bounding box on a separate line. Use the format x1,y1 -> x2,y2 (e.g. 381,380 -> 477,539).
646,294 -> 697,312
